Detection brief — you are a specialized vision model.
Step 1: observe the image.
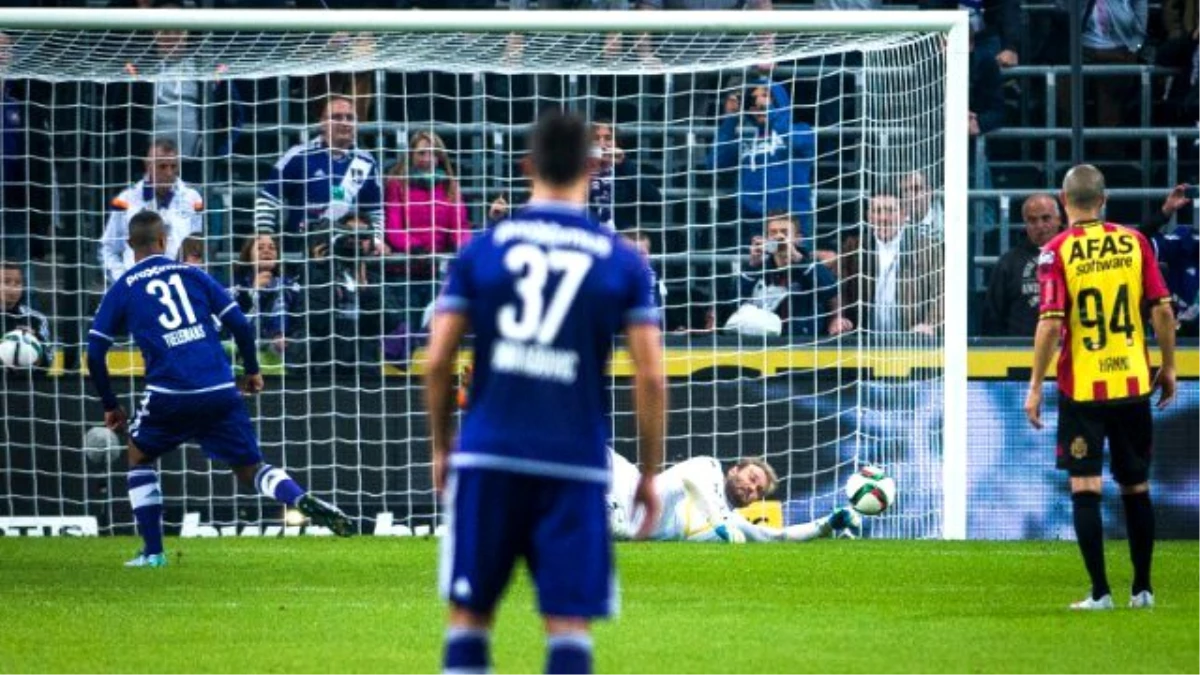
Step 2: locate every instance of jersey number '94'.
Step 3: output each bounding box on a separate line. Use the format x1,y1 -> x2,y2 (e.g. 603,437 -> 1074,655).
1076,284 -> 1135,351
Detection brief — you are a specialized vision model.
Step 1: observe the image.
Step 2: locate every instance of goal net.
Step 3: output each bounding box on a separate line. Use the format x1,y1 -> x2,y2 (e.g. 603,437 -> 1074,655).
0,10 -> 968,539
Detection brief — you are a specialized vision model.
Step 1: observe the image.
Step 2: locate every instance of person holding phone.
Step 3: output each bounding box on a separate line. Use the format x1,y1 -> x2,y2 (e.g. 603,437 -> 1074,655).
741,212 -> 851,340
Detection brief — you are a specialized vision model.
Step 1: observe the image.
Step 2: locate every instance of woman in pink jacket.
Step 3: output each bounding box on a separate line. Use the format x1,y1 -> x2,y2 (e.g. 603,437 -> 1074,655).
383,130 -> 471,329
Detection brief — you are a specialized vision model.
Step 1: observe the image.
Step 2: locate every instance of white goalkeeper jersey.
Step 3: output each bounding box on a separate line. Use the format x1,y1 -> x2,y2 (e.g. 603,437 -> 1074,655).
608,450 -> 781,542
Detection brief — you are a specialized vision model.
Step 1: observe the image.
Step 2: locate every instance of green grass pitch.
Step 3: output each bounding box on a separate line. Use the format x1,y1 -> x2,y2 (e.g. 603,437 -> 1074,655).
0,538 -> 1196,673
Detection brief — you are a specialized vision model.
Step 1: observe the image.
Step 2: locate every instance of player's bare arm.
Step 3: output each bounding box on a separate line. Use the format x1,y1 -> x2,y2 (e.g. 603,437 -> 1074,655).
625,321 -> 665,540
1026,317 -> 1062,429
425,310 -> 469,495
1150,303 -> 1177,409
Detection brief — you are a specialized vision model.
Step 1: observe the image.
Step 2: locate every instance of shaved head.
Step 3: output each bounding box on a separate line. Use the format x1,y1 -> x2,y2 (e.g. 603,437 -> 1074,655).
128,210 -> 166,255
1061,164 -> 1107,211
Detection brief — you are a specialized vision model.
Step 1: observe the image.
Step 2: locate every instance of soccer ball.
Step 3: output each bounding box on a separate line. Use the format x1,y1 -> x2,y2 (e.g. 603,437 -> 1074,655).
845,465 -> 897,516
0,329 -> 44,368
83,426 -> 123,464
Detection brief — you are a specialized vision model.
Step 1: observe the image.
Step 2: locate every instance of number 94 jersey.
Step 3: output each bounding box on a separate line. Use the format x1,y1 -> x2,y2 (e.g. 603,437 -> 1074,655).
1037,221 -> 1171,403
436,203 -> 660,482
90,255 -> 238,394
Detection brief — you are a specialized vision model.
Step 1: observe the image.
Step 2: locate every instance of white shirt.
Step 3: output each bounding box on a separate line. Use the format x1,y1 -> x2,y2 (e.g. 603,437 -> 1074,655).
100,179 -> 204,284
607,450 -> 781,542
873,230 -> 904,332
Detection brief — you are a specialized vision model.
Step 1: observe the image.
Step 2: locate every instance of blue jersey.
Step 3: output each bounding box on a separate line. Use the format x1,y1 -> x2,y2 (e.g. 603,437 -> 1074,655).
255,138 -> 383,235
89,255 -> 244,397
437,202 -> 659,483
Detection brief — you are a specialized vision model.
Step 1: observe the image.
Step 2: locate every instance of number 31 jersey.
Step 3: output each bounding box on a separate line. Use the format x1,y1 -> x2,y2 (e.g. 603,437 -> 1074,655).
436,202 -> 659,483
90,255 -> 238,394
1038,220 -> 1170,403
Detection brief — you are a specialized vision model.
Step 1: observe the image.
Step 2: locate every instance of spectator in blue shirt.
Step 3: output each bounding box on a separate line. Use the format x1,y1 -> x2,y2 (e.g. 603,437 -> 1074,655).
710,75 -> 816,245
1140,184 -> 1199,337
740,212 -> 851,341
255,94 -> 383,255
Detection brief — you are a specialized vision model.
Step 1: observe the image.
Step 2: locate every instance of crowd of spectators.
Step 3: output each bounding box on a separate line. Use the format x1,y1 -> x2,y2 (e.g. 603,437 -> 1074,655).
0,0 -> 1196,371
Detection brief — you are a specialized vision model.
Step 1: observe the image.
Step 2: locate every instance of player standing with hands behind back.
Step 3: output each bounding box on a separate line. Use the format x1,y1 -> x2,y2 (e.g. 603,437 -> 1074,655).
425,111 -> 664,674
1025,165 -> 1177,610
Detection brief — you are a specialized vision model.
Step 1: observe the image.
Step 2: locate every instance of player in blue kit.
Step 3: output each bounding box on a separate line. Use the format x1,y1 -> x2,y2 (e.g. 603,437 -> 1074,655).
425,111 -> 665,675
87,211 -> 353,568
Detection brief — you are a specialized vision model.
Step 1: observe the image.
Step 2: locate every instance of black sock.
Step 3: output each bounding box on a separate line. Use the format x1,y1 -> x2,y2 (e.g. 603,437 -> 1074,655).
1072,491 -> 1110,599
1122,491 -> 1155,595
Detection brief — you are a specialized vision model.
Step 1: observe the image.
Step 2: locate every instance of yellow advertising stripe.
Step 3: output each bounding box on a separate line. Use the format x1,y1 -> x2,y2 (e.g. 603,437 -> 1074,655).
59,346 -> 1199,380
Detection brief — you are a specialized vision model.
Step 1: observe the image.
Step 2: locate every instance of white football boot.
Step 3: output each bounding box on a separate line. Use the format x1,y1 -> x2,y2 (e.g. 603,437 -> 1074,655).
1069,593 -> 1113,610
1128,590 -> 1155,609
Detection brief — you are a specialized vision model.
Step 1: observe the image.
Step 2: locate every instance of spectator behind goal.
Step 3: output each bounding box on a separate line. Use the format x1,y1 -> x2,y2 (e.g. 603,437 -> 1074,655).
255,94 -> 383,255
0,259 -> 53,368
839,187 -> 942,336
100,138 -> 203,285
983,193 -> 1063,337
709,74 -> 816,245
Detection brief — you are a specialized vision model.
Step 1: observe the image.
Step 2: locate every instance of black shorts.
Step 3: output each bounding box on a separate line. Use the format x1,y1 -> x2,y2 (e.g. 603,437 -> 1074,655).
1056,396 -> 1153,485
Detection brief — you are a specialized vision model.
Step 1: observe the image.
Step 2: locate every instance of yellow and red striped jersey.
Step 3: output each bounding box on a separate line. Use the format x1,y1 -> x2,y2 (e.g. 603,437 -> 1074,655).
1037,220 -> 1170,403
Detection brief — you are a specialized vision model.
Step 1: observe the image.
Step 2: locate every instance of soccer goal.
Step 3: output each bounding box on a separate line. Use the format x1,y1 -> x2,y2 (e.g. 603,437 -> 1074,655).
0,8 -> 968,539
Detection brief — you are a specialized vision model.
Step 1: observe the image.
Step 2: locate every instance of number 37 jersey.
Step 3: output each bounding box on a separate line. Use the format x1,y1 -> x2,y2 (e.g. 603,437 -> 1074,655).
437,203 -> 660,482
90,255 -> 238,394
1038,221 -> 1170,403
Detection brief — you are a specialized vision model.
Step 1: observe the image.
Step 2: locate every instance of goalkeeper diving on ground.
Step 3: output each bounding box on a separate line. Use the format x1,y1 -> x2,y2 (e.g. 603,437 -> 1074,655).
606,449 -> 860,543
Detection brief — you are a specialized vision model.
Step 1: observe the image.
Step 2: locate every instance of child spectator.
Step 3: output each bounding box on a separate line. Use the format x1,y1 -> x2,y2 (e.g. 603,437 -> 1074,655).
232,234 -> 302,361
0,259 -> 53,368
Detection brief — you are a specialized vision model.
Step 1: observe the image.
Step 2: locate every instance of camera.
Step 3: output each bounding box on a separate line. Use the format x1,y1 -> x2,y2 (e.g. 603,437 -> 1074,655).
763,239 -> 780,255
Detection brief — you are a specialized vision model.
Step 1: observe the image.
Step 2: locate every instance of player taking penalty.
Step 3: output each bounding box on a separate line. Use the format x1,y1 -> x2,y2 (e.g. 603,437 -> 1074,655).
1025,164 -> 1177,610
87,211 -> 353,568
425,111 -> 664,674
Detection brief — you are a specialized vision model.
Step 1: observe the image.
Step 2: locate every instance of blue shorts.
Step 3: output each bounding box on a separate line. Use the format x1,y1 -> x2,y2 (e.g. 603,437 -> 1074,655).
129,386 -> 263,467
439,467 -> 615,619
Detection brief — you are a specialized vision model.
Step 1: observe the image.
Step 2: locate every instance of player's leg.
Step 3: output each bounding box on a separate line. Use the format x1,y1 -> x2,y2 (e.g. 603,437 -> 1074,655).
199,389 -> 353,536
528,478 -> 611,674
1107,401 -> 1155,608
125,441 -> 167,568
1057,396 -> 1112,609
605,448 -> 641,540
440,468 -> 525,674
783,508 -> 861,541
124,391 -> 189,568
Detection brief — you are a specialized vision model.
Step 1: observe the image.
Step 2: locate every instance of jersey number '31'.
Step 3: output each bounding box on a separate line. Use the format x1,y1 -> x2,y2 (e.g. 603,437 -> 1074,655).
146,274 -> 198,330
498,244 -> 593,344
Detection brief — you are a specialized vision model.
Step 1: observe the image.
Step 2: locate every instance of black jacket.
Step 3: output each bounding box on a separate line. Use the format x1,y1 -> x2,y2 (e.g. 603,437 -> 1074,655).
983,237 -> 1041,337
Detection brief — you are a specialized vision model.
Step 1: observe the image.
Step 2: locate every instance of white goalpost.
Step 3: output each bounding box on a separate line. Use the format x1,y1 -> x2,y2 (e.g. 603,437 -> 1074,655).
0,8 -> 969,539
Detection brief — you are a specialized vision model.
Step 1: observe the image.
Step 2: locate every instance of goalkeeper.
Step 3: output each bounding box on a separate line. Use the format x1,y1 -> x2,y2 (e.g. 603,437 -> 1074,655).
607,449 -> 859,543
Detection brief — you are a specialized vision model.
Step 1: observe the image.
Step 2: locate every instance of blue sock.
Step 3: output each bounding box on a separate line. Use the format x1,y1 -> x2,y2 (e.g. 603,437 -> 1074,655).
443,627 -> 489,674
127,467 -> 164,556
254,464 -> 306,507
546,632 -> 592,674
